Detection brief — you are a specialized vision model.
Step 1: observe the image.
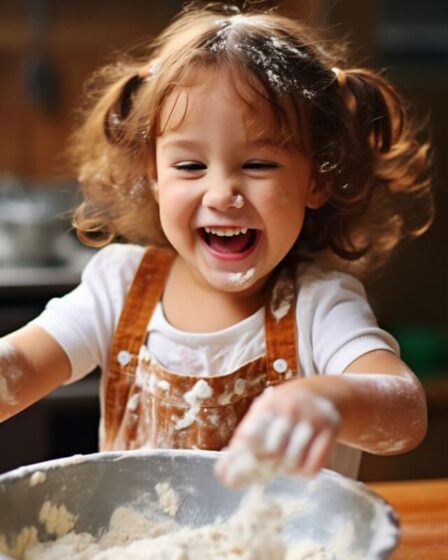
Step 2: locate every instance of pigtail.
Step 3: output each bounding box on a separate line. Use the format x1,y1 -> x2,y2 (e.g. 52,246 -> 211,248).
69,60 -> 165,249
103,61 -> 160,147
103,74 -> 146,146
343,69 -> 398,153
305,66 -> 433,275
342,68 -> 433,241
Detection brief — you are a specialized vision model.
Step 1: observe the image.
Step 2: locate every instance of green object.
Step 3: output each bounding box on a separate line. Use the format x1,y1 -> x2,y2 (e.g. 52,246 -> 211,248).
390,325 -> 448,378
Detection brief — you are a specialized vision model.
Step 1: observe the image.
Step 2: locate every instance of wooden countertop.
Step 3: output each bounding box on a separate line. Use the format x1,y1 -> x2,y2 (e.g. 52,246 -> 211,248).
369,478 -> 448,559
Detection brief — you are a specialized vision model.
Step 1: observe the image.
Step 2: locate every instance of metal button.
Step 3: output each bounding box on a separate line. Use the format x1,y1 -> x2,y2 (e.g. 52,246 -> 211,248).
117,350 -> 132,366
273,358 -> 288,374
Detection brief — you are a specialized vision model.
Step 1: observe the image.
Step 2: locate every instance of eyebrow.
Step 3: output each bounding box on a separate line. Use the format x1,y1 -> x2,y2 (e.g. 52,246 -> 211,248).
251,137 -> 288,149
247,136 -> 298,153
161,137 -> 291,152
161,139 -> 203,152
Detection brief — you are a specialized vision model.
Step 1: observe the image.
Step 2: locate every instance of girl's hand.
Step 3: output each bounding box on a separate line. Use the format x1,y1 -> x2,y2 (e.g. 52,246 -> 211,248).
215,384 -> 340,488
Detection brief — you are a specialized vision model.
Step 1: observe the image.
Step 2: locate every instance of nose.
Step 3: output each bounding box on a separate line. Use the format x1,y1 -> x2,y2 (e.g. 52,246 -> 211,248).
202,174 -> 242,211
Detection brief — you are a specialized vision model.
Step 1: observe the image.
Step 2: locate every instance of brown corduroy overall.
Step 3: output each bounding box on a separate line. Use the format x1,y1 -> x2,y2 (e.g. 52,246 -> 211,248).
101,246 -> 300,452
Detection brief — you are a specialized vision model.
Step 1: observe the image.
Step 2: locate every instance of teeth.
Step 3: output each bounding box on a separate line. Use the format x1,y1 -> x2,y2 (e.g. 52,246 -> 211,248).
204,227 -> 248,236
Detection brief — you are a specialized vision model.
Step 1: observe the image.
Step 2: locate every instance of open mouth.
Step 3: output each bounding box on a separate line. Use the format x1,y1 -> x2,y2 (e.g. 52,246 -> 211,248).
198,227 -> 259,256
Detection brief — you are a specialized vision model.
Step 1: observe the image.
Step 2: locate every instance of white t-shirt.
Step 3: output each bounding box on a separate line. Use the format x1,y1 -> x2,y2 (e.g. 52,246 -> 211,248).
32,243 -> 399,477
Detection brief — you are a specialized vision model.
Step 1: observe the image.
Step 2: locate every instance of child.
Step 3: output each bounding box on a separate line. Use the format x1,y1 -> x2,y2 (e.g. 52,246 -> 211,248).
0,4 -> 433,486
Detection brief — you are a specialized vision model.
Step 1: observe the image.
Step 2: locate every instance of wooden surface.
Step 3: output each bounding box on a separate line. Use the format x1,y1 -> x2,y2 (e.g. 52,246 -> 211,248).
369,478 -> 448,559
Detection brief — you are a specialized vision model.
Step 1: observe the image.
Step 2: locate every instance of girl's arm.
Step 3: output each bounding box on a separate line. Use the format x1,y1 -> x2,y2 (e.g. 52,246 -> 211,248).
0,325 -> 71,422
216,349 -> 427,486
323,349 -> 426,453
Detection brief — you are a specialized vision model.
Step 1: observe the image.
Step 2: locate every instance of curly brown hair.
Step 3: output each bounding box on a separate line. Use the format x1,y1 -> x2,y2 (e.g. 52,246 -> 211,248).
70,2 -> 433,277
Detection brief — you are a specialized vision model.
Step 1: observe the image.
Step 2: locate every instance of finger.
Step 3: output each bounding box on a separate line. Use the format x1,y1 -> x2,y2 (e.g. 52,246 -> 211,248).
300,428 -> 335,477
214,446 -> 279,489
214,448 -> 231,482
215,447 -> 246,488
259,415 -> 293,456
231,410 -> 275,450
311,396 -> 340,427
283,421 -> 314,473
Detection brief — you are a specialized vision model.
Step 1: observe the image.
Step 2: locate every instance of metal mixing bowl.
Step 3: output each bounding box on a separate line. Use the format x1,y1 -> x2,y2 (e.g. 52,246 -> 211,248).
0,450 -> 399,559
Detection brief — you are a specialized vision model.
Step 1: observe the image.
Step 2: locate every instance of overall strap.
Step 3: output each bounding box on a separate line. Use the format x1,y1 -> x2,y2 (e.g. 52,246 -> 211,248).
103,245 -> 175,448
264,265 -> 300,383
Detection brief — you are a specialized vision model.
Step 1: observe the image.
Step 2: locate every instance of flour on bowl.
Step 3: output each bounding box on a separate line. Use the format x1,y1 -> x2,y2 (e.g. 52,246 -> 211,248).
38,501 -> 76,537
155,482 -> 179,517
29,471 -> 46,487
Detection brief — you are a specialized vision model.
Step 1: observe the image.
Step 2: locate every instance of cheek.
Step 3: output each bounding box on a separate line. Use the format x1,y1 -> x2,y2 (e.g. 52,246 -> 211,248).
265,192 -> 306,244
252,185 -> 290,210
158,186 -> 195,231
263,191 -> 291,208
258,187 -> 305,221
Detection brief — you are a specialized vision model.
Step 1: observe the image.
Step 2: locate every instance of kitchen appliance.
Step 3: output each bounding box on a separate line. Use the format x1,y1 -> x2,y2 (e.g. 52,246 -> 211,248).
0,179 -> 77,266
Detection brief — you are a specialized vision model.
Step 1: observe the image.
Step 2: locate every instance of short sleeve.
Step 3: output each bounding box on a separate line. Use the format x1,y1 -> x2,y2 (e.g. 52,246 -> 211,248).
296,266 -> 399,376
31,244 -> 145,383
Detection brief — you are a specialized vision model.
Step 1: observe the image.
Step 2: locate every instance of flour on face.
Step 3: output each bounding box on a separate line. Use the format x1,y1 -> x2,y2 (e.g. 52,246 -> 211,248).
228,267 -> 256,286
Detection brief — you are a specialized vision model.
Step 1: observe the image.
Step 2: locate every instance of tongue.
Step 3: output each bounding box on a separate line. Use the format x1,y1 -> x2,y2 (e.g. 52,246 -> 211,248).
208,232 -> 253,254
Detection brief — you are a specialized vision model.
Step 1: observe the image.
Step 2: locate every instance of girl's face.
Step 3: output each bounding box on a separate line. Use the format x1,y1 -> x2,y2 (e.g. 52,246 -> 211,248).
154,69 -> 324,295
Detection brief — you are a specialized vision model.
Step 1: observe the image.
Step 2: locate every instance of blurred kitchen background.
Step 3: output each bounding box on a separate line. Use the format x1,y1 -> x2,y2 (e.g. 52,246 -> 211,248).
0,0 -> 446,480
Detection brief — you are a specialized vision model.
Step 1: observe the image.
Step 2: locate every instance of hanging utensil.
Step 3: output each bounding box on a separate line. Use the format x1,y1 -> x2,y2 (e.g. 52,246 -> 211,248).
23,0 -> 59,114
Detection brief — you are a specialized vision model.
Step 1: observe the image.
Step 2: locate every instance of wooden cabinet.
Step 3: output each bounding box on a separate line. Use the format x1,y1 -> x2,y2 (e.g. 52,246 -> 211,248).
0,2 -> 178,178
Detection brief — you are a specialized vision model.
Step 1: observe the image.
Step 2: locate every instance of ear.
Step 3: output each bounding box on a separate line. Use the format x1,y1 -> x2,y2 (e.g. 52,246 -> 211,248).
306,181 -> 328,209
151,180 -> 159,203
144,144 -> 160,203
146,168 -> 159,203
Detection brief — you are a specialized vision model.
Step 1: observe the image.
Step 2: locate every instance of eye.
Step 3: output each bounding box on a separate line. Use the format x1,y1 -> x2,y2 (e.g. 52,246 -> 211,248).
243,161 -> 280,170
174,161 -> 206,172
